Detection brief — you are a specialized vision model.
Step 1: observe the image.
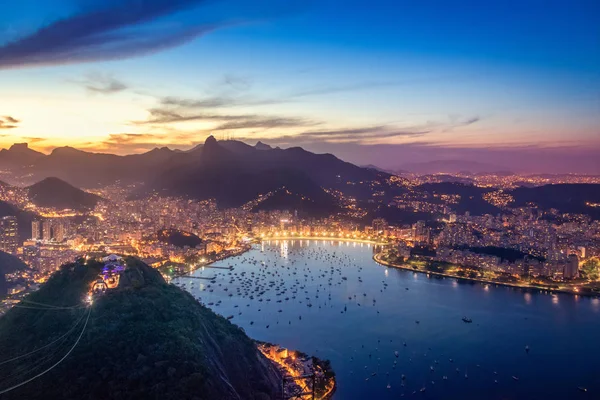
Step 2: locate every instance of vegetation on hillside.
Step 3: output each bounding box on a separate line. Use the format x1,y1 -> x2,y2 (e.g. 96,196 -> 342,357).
0,258 -> 281,399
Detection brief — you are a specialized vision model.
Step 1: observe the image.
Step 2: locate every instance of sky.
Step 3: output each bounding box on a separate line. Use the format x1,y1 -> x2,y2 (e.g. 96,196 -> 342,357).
0,0 -> 598,173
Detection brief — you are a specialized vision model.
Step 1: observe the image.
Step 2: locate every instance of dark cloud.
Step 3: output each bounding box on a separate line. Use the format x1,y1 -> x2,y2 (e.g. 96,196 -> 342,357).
83,73 -> 128,94
464,116 -> 480,125
221,74 -> 252,91
288,75 -> 475,98
3,116 -> 19,124
135,107 -> 317,130
257,126 -> 429,146
0,116 -> 20,129
0,0 -> 220,69
442,115 -> 481,132
213,116 -> 316,131
136,108 -> 232,124
290,82 -> 395,98
299,126 -> 427,140
159,94 -> 286,109
161,96 -> 233,108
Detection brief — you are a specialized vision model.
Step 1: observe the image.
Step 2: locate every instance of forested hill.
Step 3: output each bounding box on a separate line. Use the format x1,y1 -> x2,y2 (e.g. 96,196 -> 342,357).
0,258 -> 281,399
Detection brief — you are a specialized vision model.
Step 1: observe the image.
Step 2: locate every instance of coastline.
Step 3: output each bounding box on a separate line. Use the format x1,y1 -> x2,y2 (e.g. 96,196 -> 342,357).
372,252 -> 600,298
172,244 -> 252,279
261,235 -> 388,245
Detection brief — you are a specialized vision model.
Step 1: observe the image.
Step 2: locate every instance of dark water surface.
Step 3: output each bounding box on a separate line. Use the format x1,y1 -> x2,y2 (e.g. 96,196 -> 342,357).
174,240 -> 600,399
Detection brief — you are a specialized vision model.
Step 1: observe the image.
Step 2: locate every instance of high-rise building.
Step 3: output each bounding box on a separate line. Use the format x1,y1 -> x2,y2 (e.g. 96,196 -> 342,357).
54,222 -> 65,242
412,220 -> 430,243
372,218 -> 387,234
0,216 -> 18,253
42,220 -> 52,241
31,220 -> 41,240
564,254 -> 579,279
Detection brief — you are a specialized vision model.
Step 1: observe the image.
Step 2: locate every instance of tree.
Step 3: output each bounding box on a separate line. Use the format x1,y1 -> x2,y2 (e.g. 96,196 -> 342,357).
581,259 -> 600,281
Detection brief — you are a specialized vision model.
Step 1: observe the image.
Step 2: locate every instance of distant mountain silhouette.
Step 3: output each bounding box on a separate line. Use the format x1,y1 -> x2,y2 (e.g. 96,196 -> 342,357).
29,146 -> 182,187
401,160 -> 511,174
254,141 -> 272,150
27,177 -> 103,210
361,164 -> 405,175
0,143 -> 44,169
132,136 -> 384,213
0,138 -> 384,195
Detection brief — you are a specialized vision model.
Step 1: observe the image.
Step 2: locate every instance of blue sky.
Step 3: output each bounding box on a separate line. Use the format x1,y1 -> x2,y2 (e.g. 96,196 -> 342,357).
0,0 -> 598,172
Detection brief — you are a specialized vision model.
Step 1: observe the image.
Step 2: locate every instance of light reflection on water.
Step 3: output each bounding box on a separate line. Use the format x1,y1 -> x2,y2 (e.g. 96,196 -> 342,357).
175,240 -> 600,399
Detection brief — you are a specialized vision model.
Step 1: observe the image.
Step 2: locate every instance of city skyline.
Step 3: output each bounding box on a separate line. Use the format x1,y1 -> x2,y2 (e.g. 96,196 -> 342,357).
0,0 -> 599,173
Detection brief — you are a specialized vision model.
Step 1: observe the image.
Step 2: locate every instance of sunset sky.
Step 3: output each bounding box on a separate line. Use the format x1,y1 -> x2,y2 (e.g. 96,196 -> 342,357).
0,0 -> 598,172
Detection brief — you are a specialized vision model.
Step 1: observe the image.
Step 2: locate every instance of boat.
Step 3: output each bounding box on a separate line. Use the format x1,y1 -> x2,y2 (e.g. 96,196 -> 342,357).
420,387 -> 426,393
512,376 -> 519,381
462,317 -> 473,323
578,387 -> 587,392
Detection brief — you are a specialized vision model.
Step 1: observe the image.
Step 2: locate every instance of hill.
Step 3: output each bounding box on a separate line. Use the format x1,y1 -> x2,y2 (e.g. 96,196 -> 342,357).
0,250 -> 28,297
252,188 -> 338,217
416,182 -> 501,216
27,177 -> 103,210
510,183 -> 600,219
0,258 -> 281,399
0,200 -> 38,242
156,229 -> 202,248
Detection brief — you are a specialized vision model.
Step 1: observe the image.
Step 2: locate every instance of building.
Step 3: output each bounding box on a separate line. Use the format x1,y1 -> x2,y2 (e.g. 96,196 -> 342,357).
412,220 -> 430,243
54,222 -> 66,242
42,220 -> 52,241
564,254 -> 579,279
372,218 -> 387,234
0,216 -> 18,253
31,220 -> 41,240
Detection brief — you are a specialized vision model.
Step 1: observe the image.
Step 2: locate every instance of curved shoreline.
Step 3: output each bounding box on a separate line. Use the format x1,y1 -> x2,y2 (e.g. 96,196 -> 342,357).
372,252 -> 599,298
258,238 -> 596,297
260,236 -> 388,245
